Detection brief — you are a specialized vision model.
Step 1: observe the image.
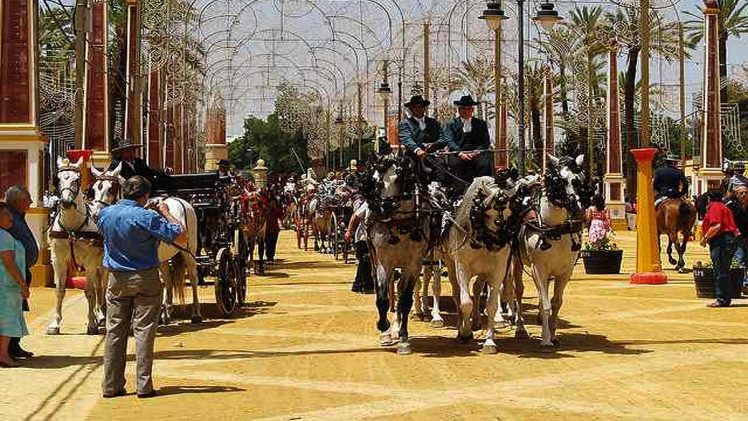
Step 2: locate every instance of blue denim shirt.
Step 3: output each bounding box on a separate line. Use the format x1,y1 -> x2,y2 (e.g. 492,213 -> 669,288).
98,199 -> 183,272
7,209 -> 38,268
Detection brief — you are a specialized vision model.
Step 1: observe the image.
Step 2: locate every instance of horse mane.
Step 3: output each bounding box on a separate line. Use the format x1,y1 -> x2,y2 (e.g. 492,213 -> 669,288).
454,176 -> 499,231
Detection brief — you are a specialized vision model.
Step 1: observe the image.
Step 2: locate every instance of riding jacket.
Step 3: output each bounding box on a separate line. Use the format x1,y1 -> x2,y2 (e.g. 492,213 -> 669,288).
653,166 -> 688,198
398,116 -> 444,154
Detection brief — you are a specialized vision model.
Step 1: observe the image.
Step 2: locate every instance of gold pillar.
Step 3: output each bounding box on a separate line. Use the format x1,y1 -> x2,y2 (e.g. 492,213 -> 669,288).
630,148 -> 667,285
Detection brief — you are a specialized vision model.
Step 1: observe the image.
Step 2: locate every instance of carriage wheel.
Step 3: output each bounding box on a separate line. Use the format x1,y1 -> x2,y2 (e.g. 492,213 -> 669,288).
295,213 -> 303,249
330,213 -> 339,259
215,248 -> 238,317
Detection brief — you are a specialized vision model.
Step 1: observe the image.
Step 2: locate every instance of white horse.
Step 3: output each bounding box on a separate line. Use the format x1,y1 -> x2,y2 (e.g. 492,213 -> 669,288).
47,157 -> 107,335
90,168 -> 202,324
366,155 -> 431,355
513,155 -> 589,349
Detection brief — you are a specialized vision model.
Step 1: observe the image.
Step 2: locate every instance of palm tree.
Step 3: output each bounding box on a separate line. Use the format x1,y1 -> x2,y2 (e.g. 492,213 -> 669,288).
684,0 -> 748,91
606,5 -> 679,196
454,57 -> 495,118
536,26 -> 578,118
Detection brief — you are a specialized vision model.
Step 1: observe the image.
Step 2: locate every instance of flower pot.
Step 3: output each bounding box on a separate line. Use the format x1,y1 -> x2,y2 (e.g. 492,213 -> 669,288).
581,249 -> 623,274
692,266 -> 744,299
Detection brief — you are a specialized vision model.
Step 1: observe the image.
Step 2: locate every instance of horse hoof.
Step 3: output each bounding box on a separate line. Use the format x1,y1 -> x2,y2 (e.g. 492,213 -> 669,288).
46,327 -> 60,335
457,333 -> 473,344
379,333 -> 394,346
411,312 -> 424,321
377,320 -> 391,332
191,316 -> 203,324
430,319 -> 445,329
539,342 -> 556,352
515,329 -> 530,340
482,344 -> 498,354
87,326 -> 100,336
397,343 -> 412,355
551,338 -> 560,348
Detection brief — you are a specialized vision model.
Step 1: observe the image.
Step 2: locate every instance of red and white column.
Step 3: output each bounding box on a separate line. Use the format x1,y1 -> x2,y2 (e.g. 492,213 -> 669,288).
0,0 -> 52,285
696,1 -> 723,194
604,39 -> 626,227
123,0 -> 143,146
205,103 -> 227,171
84,1 -> 110,168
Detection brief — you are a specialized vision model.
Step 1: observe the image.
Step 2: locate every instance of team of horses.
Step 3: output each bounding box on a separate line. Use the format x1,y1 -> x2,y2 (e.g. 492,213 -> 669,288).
46,157 -> 272,335
45,153 -> 700,356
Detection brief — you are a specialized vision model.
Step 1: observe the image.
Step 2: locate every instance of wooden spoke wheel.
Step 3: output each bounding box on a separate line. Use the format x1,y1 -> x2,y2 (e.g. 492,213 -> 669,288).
215,248 -> 239,317
330,212 -> 340,259
235,232 -> 249,306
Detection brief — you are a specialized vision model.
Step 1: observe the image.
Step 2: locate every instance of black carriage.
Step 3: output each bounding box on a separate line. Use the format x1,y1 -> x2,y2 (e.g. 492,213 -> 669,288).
153,173 -> 248,317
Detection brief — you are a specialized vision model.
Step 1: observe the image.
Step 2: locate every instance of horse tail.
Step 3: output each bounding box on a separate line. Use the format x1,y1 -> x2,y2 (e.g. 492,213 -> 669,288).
678,200 -> 694,236
171,252 -> 187,304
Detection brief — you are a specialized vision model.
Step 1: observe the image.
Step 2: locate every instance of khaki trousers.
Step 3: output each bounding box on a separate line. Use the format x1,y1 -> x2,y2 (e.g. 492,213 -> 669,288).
102,267 -> 162,395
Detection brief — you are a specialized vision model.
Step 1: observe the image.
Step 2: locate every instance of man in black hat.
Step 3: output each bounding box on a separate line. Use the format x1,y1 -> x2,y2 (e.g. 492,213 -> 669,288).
441,95 -> 491,192
398,95 -> 444,159
108,138 -> 165,182
653,156 -> 688,208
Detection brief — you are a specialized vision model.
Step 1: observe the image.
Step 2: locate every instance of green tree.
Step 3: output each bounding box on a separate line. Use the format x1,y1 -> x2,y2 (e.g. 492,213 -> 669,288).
230,113 -> 309,173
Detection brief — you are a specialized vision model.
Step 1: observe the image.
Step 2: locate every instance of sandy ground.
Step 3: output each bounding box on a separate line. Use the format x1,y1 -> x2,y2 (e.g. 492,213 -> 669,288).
2,230 -> 747,420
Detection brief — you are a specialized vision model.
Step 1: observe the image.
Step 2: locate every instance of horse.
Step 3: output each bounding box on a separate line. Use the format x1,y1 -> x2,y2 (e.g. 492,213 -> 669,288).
47,157 -> 108,335
442,176 -> 522,352
305,193 -> 333,253
512,155 -> 592,349
364,154 -> 431,355
656,197 -> 697,272
232,176 -> 268,275
90,167 -> 202,325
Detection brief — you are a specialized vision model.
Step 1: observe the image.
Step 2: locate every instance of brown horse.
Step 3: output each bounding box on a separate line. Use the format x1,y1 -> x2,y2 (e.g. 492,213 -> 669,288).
656,198 -> 697,272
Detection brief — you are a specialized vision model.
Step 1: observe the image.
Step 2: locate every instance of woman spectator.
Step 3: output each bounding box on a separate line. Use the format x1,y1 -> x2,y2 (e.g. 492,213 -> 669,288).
586,194 -> 612,244
0,202 -> 29,367
700,189 -> 740,307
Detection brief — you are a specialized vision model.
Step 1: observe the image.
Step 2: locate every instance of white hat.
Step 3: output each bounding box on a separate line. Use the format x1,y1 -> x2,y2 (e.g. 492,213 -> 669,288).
349,159 -> 357,171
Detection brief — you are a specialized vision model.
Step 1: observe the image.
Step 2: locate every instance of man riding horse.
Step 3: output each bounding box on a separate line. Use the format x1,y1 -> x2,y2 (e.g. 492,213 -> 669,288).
654,156 -> 688,208
653,155 -> 697,271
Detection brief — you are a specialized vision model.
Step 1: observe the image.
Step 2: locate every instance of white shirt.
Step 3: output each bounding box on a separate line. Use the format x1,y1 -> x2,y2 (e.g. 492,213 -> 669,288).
353,202 -> 369,242
461,117 -> 472,133
415,116 -> 426,130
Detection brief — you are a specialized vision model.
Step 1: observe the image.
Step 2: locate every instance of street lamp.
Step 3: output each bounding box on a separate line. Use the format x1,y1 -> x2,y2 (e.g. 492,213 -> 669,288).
334,105 -> 345,170
376,60 -> 393,152
480,0 -> 562,174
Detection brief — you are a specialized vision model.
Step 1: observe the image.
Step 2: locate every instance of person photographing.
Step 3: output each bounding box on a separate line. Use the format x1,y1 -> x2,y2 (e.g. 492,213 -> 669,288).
98,176 -> 187,398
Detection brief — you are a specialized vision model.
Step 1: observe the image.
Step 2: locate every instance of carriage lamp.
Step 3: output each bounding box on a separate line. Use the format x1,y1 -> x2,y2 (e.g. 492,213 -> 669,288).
479,1 -> 508,31
532,2 -> 563,29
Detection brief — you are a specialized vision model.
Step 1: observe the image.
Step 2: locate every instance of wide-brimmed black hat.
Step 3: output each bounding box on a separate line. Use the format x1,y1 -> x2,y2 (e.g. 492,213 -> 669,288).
218,159 -> 230,167
404,95 -> 430,107
453,95 -> 480,107
111,138 -> 145,153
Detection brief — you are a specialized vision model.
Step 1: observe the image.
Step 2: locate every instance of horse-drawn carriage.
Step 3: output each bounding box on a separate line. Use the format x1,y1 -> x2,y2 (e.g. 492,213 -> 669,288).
152,173 -> 248,317
294,179 -> 353,262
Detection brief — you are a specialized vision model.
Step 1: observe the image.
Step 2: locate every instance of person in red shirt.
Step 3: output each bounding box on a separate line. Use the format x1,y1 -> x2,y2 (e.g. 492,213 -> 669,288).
700,189 -> 740,307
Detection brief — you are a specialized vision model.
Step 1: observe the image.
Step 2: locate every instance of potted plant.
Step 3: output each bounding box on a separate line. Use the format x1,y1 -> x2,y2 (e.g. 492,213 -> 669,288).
692,260 -> 744,299
581,236 -> 623,274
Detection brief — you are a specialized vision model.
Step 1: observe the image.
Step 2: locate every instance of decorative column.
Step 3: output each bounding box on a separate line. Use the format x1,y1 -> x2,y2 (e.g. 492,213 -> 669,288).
147,68 -> 163,168
124,0 -> 143,145
630,148 -> 667,285
205,104 -> 227,171
0,0 -> 51,286
697,0 -> 723,193
542,66 -> 554,173
84,0 -> 109,168
604,39 -> 626,229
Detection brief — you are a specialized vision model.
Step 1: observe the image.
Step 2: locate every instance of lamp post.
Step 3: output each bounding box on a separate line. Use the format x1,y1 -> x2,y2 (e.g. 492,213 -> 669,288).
376,60 -> 393,149
334,104 -> 344,170
480,1 -> 561,175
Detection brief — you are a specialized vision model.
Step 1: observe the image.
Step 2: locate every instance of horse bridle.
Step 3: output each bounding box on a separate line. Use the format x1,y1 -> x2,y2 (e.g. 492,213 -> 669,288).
57,166 -> 82,204
93,174 -> 122,207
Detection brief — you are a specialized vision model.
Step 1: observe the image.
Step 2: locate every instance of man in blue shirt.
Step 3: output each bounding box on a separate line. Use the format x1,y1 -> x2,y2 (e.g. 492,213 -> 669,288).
98,176 -> 185,399
4,186 -> 39,360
